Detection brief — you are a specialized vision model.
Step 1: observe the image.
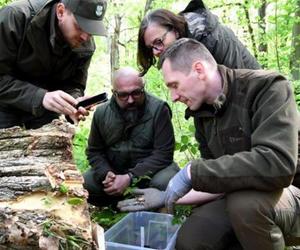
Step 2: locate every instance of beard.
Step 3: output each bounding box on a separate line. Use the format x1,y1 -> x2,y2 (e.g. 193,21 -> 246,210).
120,104 -> 144,124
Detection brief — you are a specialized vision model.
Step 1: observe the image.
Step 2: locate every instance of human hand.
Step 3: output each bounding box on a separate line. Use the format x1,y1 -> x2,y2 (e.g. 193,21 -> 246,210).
165,163 -> 192,214
103,174 -> 131,196
67,96 -> 92,124
42,90 -> 78,115
117,188 -> 165,212
68,106 -> 89,124
102,171 -> 116,188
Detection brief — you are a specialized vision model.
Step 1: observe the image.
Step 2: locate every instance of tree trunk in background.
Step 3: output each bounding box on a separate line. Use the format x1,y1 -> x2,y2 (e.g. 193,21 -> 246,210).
274,0 -> 281,71
144,0 -> 154,14
243,0 -> 258,59
110,12 -> 121,81
258,0 -> 268,68
291,0 -> 300,80
0,120 -> 104,249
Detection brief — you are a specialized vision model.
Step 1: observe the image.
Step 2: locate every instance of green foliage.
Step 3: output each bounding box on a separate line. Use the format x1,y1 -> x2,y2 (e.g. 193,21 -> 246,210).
91,206 -> 127,230
0,0 -> 11,7
67,197 -> 84,206
293,80 -> 300,108
72,125 -> 90,173
42,220 -> 90,249
42,220 -> 58,238
65,235 -> 90,249
172,205 -> 193,225
263,0 -> 295,74
175,125 -> 199,165
41,196 -> 53,207
123,175 -> 152,196
59,183 -> 69,194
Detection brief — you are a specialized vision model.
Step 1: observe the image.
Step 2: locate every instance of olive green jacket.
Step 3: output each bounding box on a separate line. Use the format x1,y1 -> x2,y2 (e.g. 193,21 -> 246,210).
0,0 -> 95,116
187,65 -> 298,193
87,93 -> 175,182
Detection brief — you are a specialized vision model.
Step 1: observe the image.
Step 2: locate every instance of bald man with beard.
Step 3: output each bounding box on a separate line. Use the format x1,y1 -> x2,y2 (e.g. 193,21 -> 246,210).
83,67 -> 179,207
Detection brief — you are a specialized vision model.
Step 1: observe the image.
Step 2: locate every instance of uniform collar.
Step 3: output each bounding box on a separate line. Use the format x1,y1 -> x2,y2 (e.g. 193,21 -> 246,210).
49,4 -> 69,55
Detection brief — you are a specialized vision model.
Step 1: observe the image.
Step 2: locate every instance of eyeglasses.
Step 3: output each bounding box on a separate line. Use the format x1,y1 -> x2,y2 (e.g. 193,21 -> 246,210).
113,88 -> 145,101
148,30 -> 170,51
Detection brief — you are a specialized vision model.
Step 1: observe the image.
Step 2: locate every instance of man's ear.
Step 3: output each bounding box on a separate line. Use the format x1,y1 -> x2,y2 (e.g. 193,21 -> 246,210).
56,3 -> 66,20
192,61 -> 205,79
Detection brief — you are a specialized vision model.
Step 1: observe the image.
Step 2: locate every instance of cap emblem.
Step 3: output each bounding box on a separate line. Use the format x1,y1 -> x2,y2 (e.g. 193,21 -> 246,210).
95,5 -> 103,17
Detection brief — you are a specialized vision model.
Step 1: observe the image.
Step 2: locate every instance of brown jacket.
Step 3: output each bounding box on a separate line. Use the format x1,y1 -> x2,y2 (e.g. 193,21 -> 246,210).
186,65 -> 298,193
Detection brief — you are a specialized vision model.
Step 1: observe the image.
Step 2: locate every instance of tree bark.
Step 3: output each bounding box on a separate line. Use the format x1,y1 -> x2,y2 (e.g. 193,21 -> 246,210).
0,120 -> 103,249
110,13 -> 121,79
243,0 -> 258,59
258,0 -> 268,68
291,0 -> 300,80
144,0 -> 154,15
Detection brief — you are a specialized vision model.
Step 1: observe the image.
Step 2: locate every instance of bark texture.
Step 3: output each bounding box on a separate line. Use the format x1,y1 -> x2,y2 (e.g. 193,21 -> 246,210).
0,120 -> 103,249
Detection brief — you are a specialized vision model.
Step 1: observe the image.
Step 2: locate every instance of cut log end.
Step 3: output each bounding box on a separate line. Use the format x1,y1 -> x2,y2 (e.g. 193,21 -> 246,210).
0,120 -> 103,249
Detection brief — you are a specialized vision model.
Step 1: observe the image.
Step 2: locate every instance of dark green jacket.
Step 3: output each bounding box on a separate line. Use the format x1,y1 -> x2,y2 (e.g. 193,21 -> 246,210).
87,93 -> 175,182
0,0 -> 95,116
181,0 -> 261,70
187,65 -> 298,193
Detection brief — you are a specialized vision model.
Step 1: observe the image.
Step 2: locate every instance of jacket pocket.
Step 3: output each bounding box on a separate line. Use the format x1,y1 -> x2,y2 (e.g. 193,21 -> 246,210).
219,126 -> 251,155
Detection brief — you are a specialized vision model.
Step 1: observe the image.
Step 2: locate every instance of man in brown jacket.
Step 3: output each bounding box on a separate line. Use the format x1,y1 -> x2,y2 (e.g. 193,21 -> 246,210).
0,0 -> 107,128
118,38 -> 300,250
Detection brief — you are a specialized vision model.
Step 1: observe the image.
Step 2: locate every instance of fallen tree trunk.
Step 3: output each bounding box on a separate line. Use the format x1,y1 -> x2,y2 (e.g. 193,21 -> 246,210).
0,120 -> 104,249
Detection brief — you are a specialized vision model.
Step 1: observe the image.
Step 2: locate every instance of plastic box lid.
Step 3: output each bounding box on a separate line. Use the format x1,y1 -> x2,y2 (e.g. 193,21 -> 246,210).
105,211 -> 181,250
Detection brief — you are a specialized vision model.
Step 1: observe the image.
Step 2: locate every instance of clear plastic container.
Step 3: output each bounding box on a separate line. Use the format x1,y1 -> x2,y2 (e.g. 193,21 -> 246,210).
105,211 -> 181,250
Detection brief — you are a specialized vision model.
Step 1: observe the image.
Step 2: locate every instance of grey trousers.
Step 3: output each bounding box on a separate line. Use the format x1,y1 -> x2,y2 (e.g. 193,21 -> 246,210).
176,186 -> 300,250
83,162 -> 179,207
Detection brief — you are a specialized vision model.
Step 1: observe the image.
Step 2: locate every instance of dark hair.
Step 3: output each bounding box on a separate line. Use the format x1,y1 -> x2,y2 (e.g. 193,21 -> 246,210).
158,38 -> 217,74
137,9 -> 187,76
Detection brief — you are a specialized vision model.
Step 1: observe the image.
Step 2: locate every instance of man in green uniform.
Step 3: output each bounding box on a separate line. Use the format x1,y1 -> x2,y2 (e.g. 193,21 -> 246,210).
118,38 -> 300,249
83,67 -> 179,207
0,0 -> 107,129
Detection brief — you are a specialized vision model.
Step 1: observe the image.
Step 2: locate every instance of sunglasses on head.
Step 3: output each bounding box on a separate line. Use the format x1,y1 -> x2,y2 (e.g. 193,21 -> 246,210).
113,88 -> 145,101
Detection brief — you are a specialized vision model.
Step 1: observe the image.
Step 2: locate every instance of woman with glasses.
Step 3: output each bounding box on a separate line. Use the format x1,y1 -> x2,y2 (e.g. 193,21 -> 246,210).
137,0 -> 261,76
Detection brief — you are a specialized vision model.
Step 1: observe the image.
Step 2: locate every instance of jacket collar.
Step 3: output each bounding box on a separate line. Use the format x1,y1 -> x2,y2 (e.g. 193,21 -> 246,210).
27,2 -> 67,55
185,65 -> 230,119
49,4 -> 71,55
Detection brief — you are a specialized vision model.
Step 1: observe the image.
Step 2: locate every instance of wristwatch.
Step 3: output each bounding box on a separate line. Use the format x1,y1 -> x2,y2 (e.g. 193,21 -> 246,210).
127,172 -> 135,185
